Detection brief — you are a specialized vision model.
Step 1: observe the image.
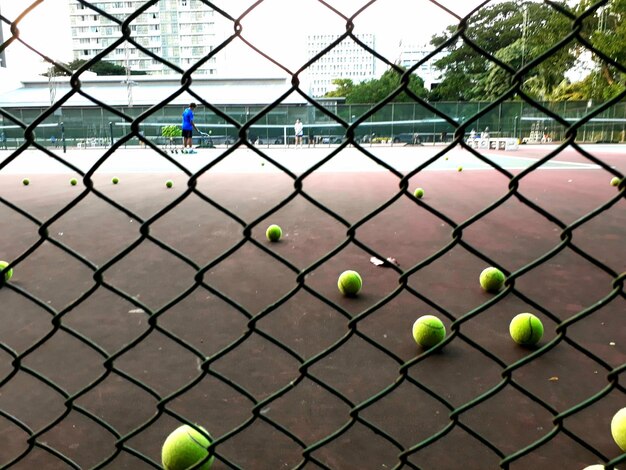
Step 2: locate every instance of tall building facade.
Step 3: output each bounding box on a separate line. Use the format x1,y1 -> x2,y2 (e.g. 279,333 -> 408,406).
68,0 -> 223,74
306,33 -> 376,97
398,43 -> 442,91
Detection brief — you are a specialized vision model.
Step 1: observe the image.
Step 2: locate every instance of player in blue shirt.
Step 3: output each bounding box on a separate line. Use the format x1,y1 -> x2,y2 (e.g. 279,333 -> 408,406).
181,103 -> 203,154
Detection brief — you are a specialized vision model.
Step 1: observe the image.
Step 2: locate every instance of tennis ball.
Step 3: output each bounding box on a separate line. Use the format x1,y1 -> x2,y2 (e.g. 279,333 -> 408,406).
611,177 -> 621,187
412,315 -> 446,348
166,180 -> 173,188
112,177 -> 119,185
479,267 -> 505,293
509,313 -> 543,346
22,178 -> 30,186
338,270 -> 362,296
70,178 -> 78,186
413,188 -> 424,199
0,261 -> 13,282
457,166 -> 463,172
612,407 -> 626,452
266,224 -> 282,242
162,424 -> 214,470
582,466 -> 608,470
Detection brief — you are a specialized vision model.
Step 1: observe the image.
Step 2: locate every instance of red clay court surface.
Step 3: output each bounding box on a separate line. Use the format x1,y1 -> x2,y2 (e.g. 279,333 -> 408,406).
0,143 -> 624,469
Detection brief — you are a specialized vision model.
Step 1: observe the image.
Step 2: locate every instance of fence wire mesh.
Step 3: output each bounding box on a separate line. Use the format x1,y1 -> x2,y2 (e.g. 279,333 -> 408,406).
0,0 -> 625,468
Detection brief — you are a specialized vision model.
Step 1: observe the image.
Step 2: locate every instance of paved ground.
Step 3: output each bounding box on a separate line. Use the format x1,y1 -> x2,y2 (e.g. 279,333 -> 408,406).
0,143 -> 609,175
0,143 -> 624,469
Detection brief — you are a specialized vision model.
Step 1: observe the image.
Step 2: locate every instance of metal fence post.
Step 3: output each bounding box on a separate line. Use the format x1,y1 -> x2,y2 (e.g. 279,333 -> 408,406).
61,121 -> 66,154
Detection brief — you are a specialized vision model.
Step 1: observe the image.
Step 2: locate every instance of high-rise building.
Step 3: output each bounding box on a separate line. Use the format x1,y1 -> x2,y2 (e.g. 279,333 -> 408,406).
398,43 -> 442,91
306,33 -> 376,97
68,0 -> 224,75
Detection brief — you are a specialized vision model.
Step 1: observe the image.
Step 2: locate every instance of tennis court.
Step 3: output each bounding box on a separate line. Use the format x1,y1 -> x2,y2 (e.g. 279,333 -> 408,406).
0,142 -> 624,469
0,143 -> 611,175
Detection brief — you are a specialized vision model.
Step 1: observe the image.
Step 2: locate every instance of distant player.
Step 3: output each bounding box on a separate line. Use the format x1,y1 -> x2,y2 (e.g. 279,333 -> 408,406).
294,118 -> 304,148
181,103 -> 203,154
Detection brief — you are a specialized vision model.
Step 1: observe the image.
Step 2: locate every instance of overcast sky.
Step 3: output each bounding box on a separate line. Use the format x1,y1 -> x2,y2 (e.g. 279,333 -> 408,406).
1,0 -> 500,76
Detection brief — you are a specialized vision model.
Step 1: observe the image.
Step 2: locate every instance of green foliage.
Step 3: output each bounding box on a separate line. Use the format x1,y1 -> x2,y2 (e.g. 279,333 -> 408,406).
578,0 -> 626,93
324,79 -> 355,98
430,1 -> 577,101
324,68 -> 427,104
161,125 -> 182,138
549,73 -> 623,102
43,59 -> 148,76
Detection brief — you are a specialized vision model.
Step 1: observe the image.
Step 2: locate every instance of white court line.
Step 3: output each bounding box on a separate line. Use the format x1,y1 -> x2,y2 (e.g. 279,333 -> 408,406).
482,153 -> 601,170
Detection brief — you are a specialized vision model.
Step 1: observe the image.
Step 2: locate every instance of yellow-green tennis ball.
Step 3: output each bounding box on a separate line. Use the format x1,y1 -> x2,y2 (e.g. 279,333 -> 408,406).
611,177 -> 621,187
457,166 -> 463,172
509,313 -> 543,346
412,315 -> 446,348
166,180 -> 173,188
611,407 -> 626,452
22,178 -> 30,186
479,267 -> 505,292
445,157 -> 449,160
70,178 -> 78,186
582,465 -> 608,470
413,188 -> 424,199
0,261 -> 13,282
162,424 -> 214,470
338,270 -> 362,296
112,177 -> 119,185
266,224 -> 282,242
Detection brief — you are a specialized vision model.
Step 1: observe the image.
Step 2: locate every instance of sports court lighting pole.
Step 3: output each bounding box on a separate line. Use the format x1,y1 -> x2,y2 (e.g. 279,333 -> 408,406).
521,4 -> 529,70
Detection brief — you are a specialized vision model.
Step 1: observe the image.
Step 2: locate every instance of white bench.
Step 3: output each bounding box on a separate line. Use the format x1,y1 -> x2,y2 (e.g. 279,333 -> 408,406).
469,138 -> 519,151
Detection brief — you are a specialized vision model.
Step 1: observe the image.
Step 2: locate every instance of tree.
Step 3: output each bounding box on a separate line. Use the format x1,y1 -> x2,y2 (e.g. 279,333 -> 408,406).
43,59 -> 147,77
324,68 -> 428,104
575,0 -> 626,98
429,1 -> 577,101
324,79 -> 355,98
549,72 -> 623,102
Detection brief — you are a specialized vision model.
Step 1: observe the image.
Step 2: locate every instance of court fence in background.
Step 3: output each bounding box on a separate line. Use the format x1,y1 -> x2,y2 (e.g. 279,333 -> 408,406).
1,100 -> 626,149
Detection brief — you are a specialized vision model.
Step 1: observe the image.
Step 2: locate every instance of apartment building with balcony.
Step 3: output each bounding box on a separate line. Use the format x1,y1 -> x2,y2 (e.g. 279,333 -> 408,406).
68,0 -> 224,74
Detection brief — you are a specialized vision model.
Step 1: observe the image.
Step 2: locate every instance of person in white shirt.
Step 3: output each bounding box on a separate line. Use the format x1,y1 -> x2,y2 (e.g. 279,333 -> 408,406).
294,119 -> 304,148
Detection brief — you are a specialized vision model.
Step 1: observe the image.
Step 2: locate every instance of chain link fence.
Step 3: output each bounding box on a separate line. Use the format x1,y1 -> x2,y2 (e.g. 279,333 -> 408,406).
1,0 -> 625,468
2,100 -> 626,148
